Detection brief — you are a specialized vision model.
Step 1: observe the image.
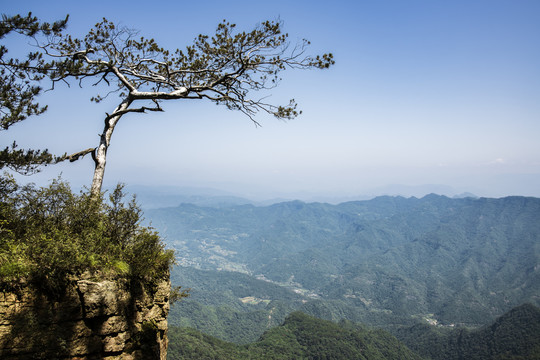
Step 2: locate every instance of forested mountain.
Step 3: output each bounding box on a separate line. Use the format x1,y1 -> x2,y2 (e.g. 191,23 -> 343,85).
168,267 -> 305,343
168,311 -> 423,359
147,194 -> 540,343
168,304 -> 540,359
395,303 -> 540,359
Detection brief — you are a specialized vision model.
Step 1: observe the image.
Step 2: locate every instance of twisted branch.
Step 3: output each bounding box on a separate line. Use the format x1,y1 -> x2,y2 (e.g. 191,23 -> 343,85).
56,147 -> 95,163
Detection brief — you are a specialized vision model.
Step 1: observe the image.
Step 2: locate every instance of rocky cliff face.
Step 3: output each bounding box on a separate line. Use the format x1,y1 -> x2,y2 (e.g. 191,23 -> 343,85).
0,274 -> 170,359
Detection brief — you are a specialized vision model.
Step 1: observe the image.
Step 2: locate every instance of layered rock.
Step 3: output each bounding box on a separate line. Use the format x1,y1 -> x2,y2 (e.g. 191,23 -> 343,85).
0,274 -> 170,359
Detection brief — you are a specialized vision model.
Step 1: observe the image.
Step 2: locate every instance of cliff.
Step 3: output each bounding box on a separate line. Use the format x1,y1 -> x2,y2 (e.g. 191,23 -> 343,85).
0,273 -> 170,359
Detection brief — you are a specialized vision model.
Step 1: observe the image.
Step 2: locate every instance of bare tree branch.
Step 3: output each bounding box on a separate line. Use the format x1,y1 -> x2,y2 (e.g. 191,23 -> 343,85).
55,147 -> 95,163
104,103 -> 163,121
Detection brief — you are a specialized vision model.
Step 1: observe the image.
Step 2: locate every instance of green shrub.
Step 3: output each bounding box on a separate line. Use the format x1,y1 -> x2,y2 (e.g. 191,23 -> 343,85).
0,174 -> 175,295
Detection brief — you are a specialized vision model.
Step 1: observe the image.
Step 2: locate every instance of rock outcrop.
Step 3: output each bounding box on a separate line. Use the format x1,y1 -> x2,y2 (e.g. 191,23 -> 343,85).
0,274 -> 170,359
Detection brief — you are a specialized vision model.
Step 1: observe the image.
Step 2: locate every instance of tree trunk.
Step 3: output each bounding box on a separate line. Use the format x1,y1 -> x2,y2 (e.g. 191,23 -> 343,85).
90,97 -> 132,196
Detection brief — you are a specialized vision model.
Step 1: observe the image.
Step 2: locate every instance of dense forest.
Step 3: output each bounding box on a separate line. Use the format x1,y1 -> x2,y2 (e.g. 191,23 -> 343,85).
395,303 -> 540,360
167,304 -> 540,359
168,311 -> 423,359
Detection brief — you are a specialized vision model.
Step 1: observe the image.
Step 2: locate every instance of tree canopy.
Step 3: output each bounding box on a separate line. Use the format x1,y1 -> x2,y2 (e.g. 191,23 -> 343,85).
0,13 -> 68,175
38,18 -> 334,195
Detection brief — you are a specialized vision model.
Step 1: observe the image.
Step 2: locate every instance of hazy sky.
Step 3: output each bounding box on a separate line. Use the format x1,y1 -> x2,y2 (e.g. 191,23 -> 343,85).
2,0 -> 540,199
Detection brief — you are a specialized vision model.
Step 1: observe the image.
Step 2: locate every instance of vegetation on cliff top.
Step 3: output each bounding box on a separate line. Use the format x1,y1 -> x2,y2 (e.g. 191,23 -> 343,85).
0,174 -> 175,295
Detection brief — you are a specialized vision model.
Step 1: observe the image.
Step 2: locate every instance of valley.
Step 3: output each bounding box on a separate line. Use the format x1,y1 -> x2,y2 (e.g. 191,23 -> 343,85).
144,194 -> 540,355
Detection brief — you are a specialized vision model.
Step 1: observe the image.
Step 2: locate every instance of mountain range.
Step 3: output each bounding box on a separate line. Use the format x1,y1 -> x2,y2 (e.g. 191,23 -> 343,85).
143,193 -> 540,348
127,183 -> 477,209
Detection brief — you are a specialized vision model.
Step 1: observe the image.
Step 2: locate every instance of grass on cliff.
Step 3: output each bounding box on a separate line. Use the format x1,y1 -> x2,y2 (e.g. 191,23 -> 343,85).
0,174 -> 175,295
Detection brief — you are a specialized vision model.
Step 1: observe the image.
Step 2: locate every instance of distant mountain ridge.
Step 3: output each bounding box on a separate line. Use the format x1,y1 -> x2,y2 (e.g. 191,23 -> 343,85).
125,183 -> 478,208
124,184 -> 255,209
146,194 -> 540,342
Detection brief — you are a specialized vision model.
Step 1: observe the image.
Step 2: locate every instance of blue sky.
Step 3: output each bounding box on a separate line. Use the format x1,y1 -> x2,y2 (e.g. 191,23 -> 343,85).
2,0 -> 540,199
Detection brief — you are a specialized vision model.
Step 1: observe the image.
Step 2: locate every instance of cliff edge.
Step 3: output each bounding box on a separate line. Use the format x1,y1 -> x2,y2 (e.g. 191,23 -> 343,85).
0,273 -> 170,359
